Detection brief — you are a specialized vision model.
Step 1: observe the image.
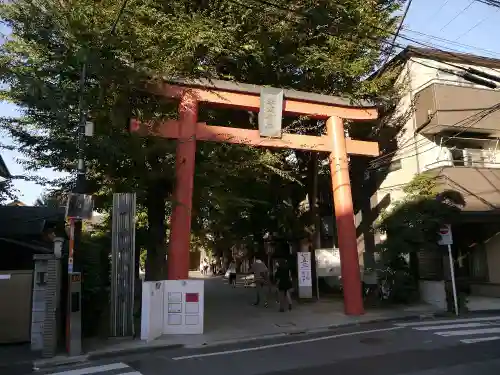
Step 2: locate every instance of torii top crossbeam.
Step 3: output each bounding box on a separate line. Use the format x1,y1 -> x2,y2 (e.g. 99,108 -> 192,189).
155,78 -> 378,120
133,78 -> 380,157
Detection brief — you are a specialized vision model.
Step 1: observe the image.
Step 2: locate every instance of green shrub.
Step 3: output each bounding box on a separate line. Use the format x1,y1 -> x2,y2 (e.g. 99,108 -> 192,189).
79,233 -> 111,338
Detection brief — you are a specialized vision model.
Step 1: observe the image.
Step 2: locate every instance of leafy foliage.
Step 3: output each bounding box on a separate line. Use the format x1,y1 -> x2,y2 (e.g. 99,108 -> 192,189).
0,178 -> 17,204
376,174 -> 465,258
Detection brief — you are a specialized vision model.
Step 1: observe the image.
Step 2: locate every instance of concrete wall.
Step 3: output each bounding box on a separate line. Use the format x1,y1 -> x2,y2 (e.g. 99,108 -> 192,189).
0,270 -> 33,344
419,280 -> 447,310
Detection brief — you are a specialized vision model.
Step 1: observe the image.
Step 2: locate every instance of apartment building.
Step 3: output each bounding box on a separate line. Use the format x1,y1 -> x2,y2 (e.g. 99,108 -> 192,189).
365,46 -> 500,298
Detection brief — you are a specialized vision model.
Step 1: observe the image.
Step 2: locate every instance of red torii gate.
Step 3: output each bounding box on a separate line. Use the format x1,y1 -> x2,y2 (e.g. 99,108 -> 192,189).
130,79 -> 379,315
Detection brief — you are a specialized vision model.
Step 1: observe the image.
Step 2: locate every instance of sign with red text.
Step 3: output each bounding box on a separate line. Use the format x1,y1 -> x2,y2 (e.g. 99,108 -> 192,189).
163,280 -> 204,334
438,225 -> 453,246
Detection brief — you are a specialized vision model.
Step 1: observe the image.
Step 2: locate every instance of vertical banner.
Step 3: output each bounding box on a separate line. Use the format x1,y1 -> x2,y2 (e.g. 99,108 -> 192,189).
297,252 -> 313,299
110,193 -> 137,337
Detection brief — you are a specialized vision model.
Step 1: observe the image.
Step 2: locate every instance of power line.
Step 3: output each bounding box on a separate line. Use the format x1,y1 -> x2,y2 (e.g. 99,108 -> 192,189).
454,9 -> 499,41
369,103 -> 500,170
369,100 -> 500,167
402,27 -> 500,58
111,0 -> 130,35
377,0 -> 414,78
425,0 -> 451,26
223,0 -> 500,169
236,0 -> 500,72
439,0 -> 475,32
368,108 -> 492,169
475,0 -> 500,8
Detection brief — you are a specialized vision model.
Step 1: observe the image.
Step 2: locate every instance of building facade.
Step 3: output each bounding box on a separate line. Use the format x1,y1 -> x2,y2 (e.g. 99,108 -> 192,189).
365,47 -> 500,297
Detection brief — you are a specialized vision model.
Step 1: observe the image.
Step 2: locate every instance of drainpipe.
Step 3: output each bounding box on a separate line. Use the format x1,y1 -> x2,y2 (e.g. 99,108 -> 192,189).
407,60 -> 421,285
408,60 -> 421,174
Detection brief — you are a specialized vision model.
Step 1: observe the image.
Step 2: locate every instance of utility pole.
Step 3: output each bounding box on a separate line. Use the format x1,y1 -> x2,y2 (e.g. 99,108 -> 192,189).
72,0 -> 130,270
71,60 -> 87,275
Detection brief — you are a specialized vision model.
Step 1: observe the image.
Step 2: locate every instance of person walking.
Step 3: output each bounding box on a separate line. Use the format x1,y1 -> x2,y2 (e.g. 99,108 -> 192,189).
227,260 -> 237,287
251,257 -> 269,307
275,259 -> 293,312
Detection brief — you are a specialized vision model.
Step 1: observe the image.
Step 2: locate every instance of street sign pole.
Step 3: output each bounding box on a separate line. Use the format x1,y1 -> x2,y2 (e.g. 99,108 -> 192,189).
438,225 -> 458,316
447,243 -> 459,316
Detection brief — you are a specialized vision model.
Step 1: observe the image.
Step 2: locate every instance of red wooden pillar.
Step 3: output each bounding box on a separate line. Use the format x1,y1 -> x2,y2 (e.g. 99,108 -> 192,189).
167,92 -> 198,280
326,116 -> 364,315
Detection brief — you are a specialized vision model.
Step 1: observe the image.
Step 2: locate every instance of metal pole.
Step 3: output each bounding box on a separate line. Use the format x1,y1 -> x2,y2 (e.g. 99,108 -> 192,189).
73,60 -> 87,270
66,218 -> 75,354
447,244 -> 459,316
66,60 -> 86,356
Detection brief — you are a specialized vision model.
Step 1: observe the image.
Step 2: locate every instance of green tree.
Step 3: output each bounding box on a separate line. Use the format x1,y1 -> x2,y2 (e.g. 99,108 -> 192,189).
0,178 -> 16,205
376,174 -> 465,261
34,189 -> 66,208
0,0 -> 404,279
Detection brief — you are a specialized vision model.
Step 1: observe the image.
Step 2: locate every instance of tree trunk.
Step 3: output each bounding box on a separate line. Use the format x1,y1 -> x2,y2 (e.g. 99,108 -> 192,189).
145,183 -> 168,281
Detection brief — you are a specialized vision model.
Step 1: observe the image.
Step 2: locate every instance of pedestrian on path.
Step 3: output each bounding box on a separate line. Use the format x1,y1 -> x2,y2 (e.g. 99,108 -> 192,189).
203,258 -> 209,275
268,260 -> 280,304
228,260 -> 237,287
275,259 -> 293,312
251,257 -> 269,307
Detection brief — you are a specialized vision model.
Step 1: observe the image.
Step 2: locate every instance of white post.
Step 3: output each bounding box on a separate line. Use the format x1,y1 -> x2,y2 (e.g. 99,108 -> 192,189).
315,251 -> 320,301
448,244 -> 459,316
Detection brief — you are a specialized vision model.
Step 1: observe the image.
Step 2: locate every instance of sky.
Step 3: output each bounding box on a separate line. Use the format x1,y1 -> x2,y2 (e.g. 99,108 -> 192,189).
1,0 -> 499,205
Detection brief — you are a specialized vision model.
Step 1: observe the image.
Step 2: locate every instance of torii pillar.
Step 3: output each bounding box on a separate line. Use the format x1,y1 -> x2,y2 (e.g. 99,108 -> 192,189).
131,79 -> 380,315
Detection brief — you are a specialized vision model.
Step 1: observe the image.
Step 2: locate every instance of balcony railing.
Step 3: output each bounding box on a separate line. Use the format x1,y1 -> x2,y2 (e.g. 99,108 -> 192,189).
424,147 -> 500,170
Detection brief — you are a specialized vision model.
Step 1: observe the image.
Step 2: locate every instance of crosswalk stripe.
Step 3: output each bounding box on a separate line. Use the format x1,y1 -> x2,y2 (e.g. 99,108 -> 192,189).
414,323 -> 488,331
395,316 -> 500,327
436,327 -> 500,336
47,363 -> 129,375
460,336 -> 500,344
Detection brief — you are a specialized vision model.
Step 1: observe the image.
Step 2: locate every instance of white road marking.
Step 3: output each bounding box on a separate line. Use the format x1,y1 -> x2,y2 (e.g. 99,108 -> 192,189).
436,327 -> 500,336
172,326 -> 404,360
460,336 -> 500,344
395,316 -> 500,327
47,362 -> 129,375
414,323 -> 487,331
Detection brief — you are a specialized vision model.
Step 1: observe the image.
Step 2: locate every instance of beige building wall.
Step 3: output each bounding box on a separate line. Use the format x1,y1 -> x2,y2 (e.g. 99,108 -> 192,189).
375,57 -> 500,208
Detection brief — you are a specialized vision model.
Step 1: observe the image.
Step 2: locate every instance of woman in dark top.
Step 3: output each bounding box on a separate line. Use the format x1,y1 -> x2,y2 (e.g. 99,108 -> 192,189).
275,260 -> 293,312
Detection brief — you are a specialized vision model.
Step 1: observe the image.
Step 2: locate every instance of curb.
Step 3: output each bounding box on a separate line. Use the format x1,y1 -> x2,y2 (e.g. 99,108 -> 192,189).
87,343 -> 184,361
32,344 -> 184,371
33,355 -> 89,371
35,309 -> 493,370
184,311 -> 449,349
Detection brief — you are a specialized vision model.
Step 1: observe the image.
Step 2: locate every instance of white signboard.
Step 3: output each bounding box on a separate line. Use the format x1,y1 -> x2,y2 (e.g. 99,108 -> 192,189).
315,248 -> 341,277
438,224 -> 453,245
297,252 -> 312,287
163,280 -> 204,335
140,281 -> 165,342
258,87 -> 283,138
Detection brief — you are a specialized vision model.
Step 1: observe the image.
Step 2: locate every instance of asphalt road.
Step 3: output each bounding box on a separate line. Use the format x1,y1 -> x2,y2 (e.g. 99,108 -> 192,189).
27,314 -> 500,375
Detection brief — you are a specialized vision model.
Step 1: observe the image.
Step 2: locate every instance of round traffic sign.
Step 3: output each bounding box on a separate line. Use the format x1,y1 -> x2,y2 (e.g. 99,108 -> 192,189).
439,226 -> 450,234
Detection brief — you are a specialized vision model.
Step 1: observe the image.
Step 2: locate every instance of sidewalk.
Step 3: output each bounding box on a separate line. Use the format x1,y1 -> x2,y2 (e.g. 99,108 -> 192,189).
34,273 -> 444,369
0,343 -> 38,369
